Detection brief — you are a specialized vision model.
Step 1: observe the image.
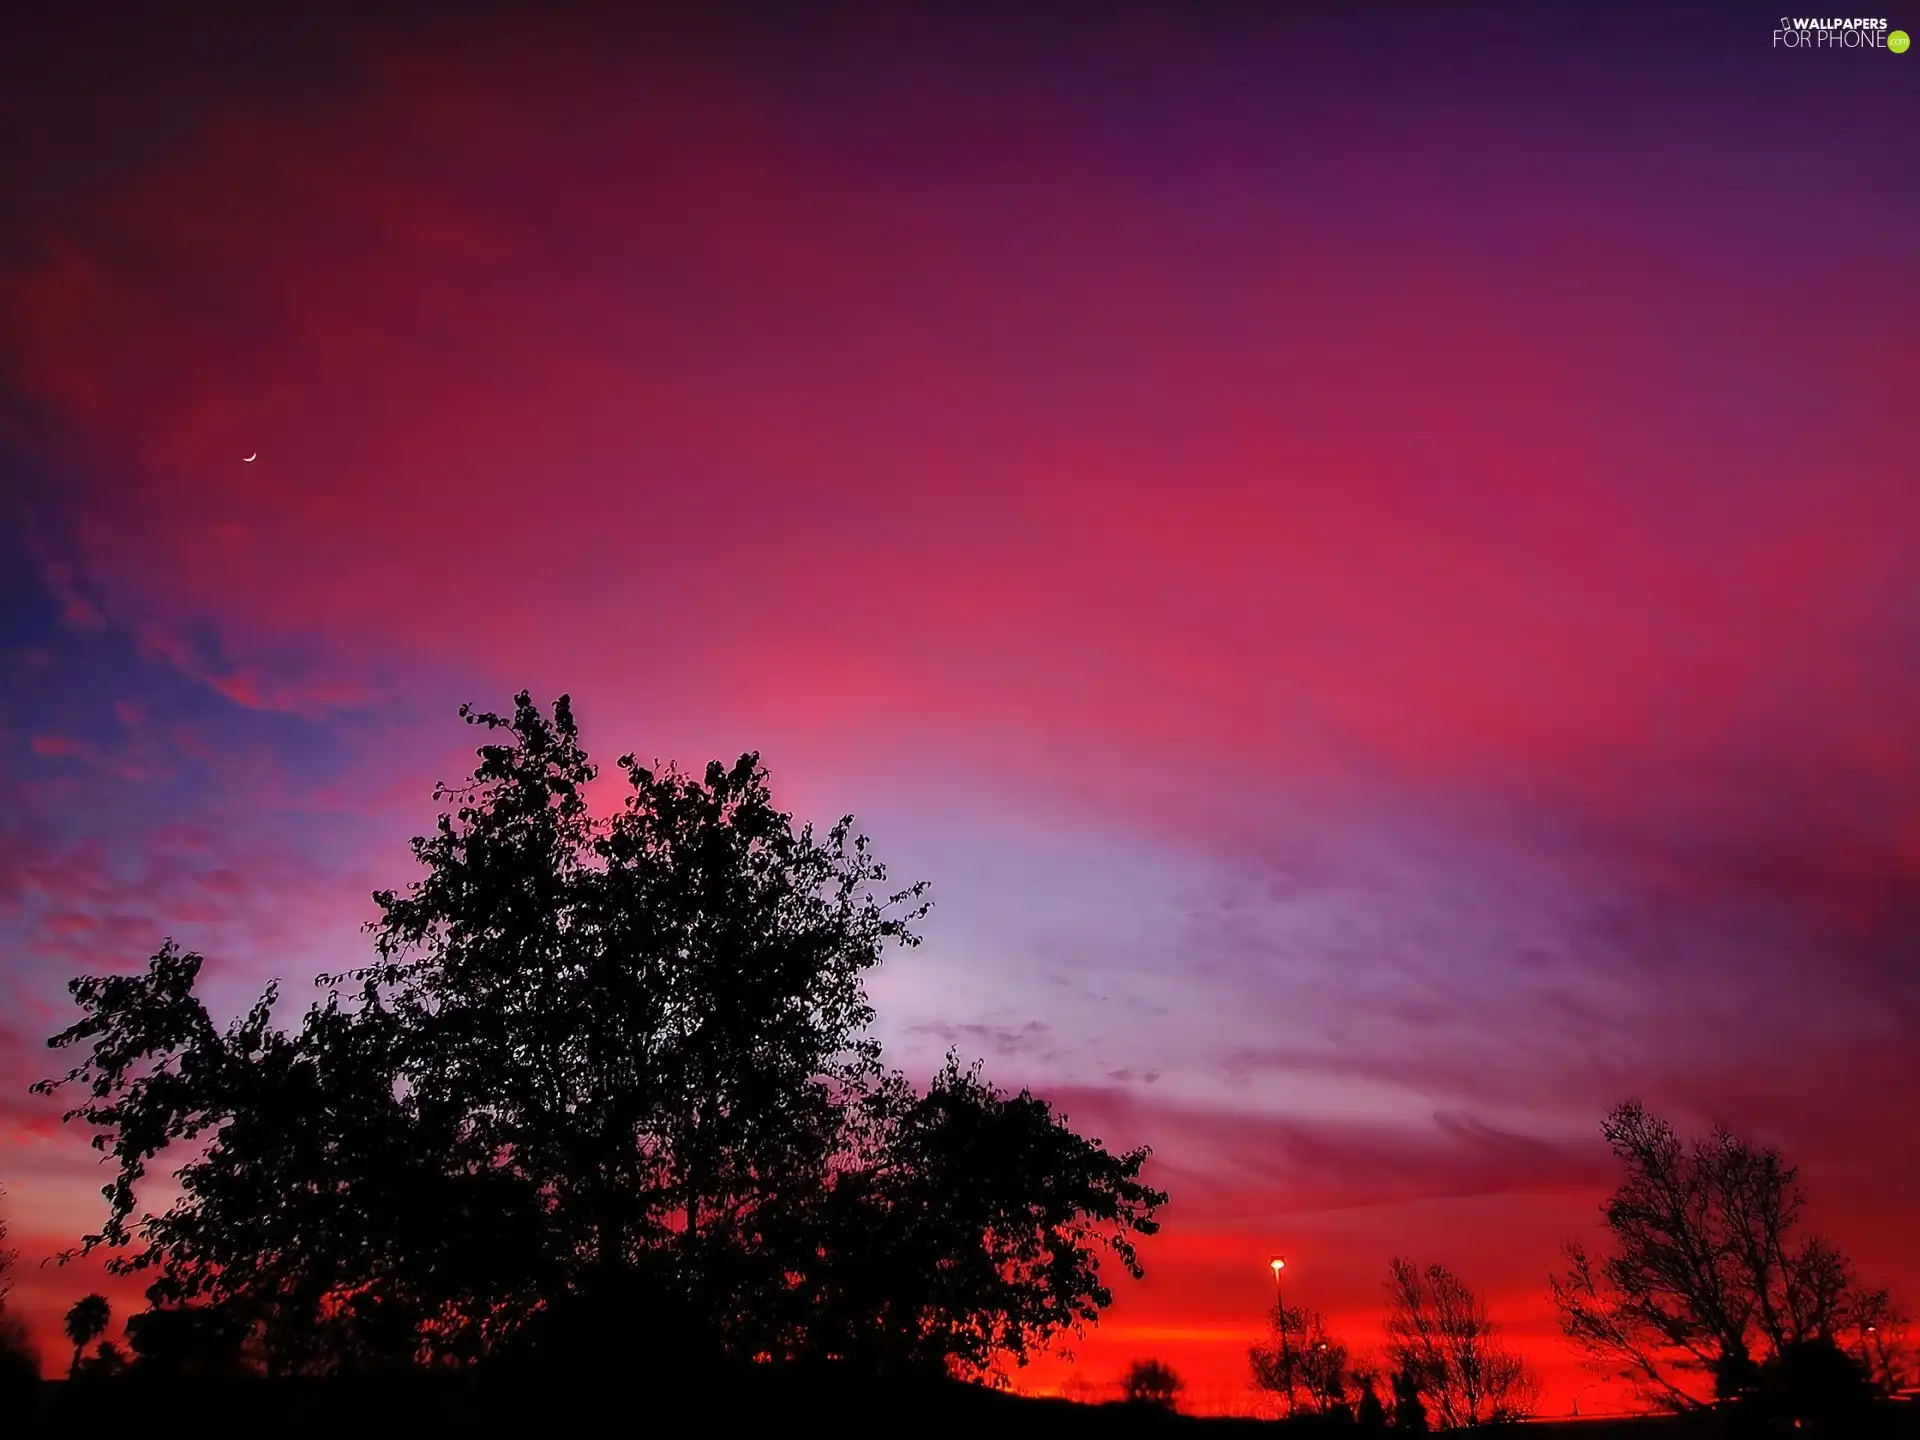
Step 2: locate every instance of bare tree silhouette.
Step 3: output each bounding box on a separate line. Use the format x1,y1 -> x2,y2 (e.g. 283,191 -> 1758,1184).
1550,1100 -> 1898,1412
1385,1258 -> 1538,1427
1298,1319 -> 1352,1416
1253,1307 -> 1351,1416
1249,1301 -> 1308,1414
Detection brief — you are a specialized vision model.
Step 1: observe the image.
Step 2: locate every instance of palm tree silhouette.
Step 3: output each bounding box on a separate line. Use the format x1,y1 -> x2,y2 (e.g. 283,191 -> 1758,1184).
64,1294 -> 110,1377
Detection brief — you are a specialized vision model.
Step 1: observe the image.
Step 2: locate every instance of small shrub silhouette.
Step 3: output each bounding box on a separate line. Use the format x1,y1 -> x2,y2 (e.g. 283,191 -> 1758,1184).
1121,1356 -> 1183,1409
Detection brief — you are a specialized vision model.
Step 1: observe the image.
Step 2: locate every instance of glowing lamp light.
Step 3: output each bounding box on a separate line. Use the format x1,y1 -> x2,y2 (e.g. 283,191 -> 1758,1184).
1269,1256 -> 1286,1273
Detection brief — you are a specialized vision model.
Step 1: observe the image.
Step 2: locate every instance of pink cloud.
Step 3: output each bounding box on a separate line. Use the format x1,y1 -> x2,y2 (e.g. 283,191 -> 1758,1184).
126,621 -> 374,717
36,562 -> 106,632
1029,1087 -> 1616,1225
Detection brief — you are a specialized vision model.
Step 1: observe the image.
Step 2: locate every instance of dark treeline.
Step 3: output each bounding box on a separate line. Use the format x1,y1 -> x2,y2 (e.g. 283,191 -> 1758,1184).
10,692 -> 1914,1436
1238,1257 -> 1537,1429
21,693 -> 1164,1412
1216,1102 -> 1908,1435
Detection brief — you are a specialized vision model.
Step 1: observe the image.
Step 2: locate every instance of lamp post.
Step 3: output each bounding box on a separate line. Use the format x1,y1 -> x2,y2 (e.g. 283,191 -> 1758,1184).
1269,1256 -> 1293,1416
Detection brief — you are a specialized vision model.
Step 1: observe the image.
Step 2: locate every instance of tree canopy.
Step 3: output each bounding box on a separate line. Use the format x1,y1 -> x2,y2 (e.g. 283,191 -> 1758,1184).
36,692 -> 1165,1383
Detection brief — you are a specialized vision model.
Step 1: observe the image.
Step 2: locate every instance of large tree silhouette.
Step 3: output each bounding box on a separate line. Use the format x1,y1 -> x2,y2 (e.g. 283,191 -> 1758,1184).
37,692 -> 1163,1382
1550,1100 -> 1896,1412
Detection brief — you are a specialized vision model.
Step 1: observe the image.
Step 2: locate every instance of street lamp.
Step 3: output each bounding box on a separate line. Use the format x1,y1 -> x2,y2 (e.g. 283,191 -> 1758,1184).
1269,1257 -> 1293,1416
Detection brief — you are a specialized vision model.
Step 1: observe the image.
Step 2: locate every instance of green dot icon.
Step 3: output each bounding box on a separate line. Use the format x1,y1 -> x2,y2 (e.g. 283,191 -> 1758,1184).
1891,29 -> 1912,52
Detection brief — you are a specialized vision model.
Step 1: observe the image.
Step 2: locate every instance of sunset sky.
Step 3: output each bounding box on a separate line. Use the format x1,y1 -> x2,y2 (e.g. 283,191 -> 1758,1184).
1,0 -> 1915,1415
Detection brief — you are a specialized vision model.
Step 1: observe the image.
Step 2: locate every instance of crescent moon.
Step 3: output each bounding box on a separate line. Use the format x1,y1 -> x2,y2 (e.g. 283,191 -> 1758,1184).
243,453 -> 257,462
